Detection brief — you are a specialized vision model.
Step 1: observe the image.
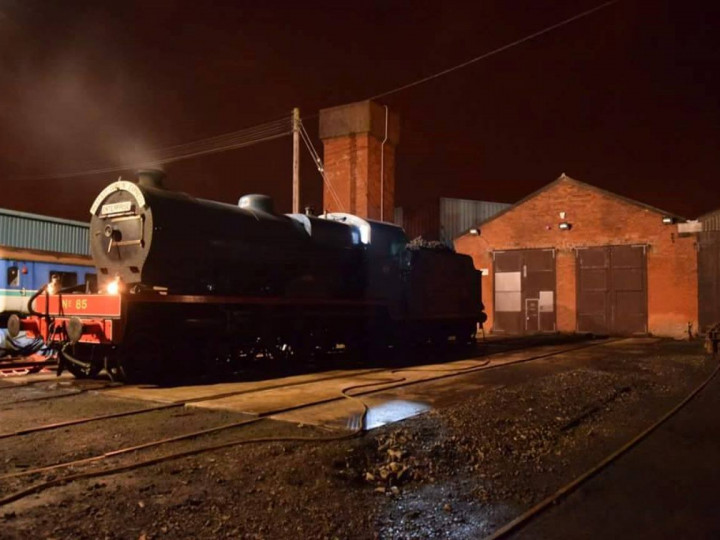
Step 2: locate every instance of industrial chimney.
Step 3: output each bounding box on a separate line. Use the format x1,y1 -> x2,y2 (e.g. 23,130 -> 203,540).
319,100 -> 399,221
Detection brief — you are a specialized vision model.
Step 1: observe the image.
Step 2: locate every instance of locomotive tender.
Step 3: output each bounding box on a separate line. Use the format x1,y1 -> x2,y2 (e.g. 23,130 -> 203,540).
13,170 -> 485,381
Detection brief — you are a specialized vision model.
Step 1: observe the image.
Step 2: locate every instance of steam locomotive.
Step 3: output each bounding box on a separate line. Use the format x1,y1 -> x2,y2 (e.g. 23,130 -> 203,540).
12,170 -> 485,381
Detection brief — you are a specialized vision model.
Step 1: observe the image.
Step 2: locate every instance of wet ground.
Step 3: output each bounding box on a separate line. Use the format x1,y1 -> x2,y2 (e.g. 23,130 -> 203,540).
0,336 -> 713,539
512,347 -> 720,539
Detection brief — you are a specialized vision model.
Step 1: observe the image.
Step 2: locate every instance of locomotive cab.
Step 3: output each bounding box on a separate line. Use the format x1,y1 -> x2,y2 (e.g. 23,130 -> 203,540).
320,213 -> 408,315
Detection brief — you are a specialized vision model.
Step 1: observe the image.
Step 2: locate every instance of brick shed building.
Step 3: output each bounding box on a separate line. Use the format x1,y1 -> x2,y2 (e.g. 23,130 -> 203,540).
455,174 -> 699,339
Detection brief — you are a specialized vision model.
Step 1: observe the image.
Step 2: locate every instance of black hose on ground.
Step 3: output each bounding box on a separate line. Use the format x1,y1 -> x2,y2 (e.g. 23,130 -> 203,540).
59,343 -> 92,371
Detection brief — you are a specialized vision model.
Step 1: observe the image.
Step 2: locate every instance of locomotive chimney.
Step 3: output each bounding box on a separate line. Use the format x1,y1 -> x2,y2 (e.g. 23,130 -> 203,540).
136,168 -> 166,189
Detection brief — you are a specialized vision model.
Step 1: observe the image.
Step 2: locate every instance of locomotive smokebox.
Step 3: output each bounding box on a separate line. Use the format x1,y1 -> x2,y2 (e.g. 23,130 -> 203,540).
136,168 -> 166,189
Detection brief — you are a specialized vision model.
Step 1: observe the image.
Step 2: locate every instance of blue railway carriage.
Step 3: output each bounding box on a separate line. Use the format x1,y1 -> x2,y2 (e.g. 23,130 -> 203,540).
0,207 -> 95,323
0,247 -> 95,322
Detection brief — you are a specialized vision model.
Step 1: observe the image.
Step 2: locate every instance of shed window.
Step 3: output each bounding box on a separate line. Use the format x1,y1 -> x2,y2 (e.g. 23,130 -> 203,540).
7,266 -> 19,287
49,271 -> 78,288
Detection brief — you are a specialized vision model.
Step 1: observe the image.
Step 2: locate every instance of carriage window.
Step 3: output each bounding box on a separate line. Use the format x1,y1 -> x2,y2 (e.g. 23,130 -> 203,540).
49,271 -> 77,288
85,273 -> 98,293
7,266 -> 19,287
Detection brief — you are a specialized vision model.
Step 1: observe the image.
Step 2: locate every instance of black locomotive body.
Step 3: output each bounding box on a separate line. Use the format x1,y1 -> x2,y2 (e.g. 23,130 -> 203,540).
22,171 -> 485,380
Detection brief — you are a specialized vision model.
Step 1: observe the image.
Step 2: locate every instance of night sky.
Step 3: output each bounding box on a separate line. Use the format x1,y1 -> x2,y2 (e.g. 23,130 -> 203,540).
0,0 -> 718,222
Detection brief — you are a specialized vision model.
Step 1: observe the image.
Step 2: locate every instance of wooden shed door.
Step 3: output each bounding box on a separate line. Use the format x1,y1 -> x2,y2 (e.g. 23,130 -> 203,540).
494,249 -> 556,334
576,245 -> 647,334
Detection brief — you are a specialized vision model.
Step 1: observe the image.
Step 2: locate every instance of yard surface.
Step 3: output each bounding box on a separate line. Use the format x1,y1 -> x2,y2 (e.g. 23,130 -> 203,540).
0,337 -> 713,539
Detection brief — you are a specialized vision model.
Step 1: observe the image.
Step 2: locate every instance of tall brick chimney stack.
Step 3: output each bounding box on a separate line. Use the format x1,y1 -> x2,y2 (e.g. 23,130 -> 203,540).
319,100 -> 400,221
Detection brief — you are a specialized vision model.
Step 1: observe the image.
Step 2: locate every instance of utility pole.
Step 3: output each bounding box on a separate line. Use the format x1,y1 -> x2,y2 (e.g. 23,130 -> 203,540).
292,108 -> 300,214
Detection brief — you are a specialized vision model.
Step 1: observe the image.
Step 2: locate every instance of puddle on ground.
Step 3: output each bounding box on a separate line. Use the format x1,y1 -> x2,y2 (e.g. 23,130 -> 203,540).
362,399 -> 431,430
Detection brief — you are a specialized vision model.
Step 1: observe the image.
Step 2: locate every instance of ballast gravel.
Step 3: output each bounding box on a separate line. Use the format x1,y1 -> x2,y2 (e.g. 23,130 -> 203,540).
0,339 -> 712,539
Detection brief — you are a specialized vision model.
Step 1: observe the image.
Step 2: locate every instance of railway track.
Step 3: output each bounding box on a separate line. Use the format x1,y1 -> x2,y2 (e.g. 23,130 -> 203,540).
0,338 -> 608,434
481,355 -> 720,539
0,356 -> 56,378
0,338 -> 616,507
0,366 -> 394,438
0,335 -> 591,402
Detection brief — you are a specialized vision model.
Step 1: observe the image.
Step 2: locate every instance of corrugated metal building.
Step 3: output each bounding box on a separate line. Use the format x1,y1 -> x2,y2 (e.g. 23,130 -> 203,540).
0,208 -> 90,256
400,202 -> 441,241
396,197 -> 511,246
698,208 -> 720,328
699,208 -> 720,232
439,198 -> 511,246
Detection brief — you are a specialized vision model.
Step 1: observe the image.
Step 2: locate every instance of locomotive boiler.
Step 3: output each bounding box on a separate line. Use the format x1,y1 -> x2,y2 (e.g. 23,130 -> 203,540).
16,170 -> 485,381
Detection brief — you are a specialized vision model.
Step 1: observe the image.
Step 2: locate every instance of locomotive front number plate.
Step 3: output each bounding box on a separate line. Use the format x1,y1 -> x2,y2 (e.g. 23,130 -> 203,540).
34,294 -> 122,317
100,201 -> 133,216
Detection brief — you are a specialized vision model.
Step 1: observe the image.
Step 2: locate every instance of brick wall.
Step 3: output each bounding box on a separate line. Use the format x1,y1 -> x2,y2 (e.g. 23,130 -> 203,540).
322,134 -> 395,220
319,100 -> 398,221
455,176 -> 698,338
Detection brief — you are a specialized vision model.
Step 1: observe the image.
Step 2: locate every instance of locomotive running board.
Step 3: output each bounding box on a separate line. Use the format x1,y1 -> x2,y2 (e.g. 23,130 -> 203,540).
122,294 -> 387,308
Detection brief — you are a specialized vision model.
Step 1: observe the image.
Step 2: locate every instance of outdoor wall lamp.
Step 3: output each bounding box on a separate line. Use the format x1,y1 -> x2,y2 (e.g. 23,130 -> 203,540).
662,216 -> 676,225
558,222 -> 572,231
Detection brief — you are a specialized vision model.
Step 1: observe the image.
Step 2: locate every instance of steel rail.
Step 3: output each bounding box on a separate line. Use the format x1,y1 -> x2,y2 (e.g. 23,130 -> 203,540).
0,382 -> 394,507
0,367 -> 392,440
0,336 -> 593,433
0,377 -> 395,506
483,355 -> 720,540
0,389 -> 85,405
0,403 -> 183,441
0,338 -> 604,438
0,339 -> 617,505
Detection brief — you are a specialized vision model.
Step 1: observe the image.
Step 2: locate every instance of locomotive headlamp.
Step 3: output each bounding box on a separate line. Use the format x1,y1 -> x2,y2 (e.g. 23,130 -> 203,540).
106,278 -> 121,295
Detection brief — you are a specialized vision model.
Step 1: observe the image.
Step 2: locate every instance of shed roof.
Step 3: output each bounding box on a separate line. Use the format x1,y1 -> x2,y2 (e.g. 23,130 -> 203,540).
458,174 -> 686,238
698,207 -> 720,232
0,208 -> 89,228
698,207 -> 720,221
0,207 -> 90,256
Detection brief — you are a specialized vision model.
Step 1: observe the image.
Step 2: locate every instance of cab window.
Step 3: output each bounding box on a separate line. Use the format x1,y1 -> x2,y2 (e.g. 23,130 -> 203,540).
7,266 -> 19,287
49,271 -> 78,288
85,273 -> 98,293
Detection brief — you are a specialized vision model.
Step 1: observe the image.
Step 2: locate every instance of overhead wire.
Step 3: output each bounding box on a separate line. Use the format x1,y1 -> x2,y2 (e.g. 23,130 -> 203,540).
298,120 -> 345,212
148,117 -> 291,158
368,0 -> 620,101
12,0 -> 619,184
15,116 -> 294,181
295,0 -> 620,211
